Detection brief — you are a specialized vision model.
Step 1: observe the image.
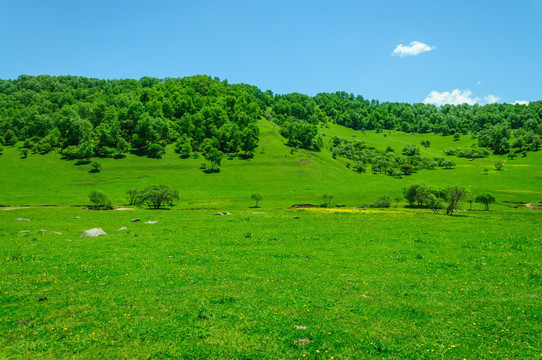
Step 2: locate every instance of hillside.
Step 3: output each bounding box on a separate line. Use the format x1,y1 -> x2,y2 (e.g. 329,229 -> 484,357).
1,118 -> 540,209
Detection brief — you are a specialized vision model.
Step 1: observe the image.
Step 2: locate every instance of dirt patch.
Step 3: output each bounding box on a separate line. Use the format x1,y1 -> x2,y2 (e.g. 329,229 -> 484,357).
298,159 -> 313,166
114,207 -> 134,211
290,204 -> 319,209
295,338 -> 312,347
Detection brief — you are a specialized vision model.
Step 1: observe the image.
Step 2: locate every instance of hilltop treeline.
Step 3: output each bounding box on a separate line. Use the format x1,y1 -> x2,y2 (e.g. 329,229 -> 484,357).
0,75 -> 540,158
0,75 -> 263,159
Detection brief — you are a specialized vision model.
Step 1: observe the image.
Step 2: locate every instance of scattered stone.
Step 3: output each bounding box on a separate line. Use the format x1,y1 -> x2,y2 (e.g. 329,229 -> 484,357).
214,212 -> 231,216
131,218 -> 141,222
38,297 -> 49,302
74,216 -> 81,219
15,218 -> 30,222
360,294 -> 369,298
113,207 -> 133,211
16,319 -> 30,324
19,230 -> 30,233
118,226 -> 127,231
53,232 -> 63,235
145,221 -> 158,224
295,338 -> 312,347
292,216 -> 300,219
295,325 -> 307,330
253,212 -> 266,214
80,228 -> 107,238
38,229 -> 46,232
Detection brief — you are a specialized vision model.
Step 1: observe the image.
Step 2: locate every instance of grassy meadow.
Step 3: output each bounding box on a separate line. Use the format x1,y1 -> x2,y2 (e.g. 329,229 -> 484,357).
1,121 -> 541,358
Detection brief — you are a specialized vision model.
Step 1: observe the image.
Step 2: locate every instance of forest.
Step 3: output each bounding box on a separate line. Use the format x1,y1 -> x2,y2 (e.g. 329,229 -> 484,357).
0,75 -> 541,161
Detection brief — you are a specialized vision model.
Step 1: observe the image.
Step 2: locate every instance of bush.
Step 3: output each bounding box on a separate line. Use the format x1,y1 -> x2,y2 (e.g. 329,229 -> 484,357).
147,143 -> 165,159
369,195 -> 391,208
88,191 -> 112,210
135,185 -> 179,209
90,161 -> 102,173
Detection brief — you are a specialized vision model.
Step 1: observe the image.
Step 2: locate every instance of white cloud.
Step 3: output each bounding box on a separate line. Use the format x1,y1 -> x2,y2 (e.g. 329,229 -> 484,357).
476,80 -> 481,86
424,89 -> 479,106
513,100 -> 529,105
484,95 -> 500,104
424,89 -> 501,106
392,41 -> 435,57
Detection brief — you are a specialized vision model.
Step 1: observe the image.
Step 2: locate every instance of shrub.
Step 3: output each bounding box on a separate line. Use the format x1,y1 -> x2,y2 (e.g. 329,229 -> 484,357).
88,191 -> 112,210
321,194 -> 334,207
369,195 -> 391,208
147,143 -> 165,159
90,161 -> 102,173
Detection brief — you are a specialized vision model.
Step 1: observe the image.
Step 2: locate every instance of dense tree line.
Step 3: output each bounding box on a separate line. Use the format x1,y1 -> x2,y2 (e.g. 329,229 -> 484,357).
0,75 -> 264,159
0,75 -> 541,159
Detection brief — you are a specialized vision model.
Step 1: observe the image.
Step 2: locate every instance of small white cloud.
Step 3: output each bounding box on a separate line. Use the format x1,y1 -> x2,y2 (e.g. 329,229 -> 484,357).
484,95 -> 500,104
513,100 -> 529,105
424,89 -> 501,106
392,41 -> 435,57
424,89 -> 479,106
476,80 -> 481,86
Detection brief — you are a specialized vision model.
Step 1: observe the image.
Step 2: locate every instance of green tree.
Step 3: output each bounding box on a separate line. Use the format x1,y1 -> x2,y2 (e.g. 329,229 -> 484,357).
494,162 -> 503,171
204,147 -> 223,171
475,192 -> 496,211
126,188 -> 139,205
251,193 -> 263,207
443,185 -> 470,215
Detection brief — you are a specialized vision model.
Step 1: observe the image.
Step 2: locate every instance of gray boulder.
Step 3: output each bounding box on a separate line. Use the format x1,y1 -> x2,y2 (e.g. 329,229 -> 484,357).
80,228 -> 107,238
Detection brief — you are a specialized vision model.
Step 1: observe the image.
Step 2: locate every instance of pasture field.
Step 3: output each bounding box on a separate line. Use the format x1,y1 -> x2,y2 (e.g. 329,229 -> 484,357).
0,207 -> 541,359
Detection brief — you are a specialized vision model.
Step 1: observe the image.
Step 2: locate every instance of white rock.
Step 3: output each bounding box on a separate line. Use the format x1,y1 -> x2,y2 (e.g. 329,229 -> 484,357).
15,218 -> 30,222
145,221 -> 158,224
80,228 -> 107,238
118,226 -> 128,231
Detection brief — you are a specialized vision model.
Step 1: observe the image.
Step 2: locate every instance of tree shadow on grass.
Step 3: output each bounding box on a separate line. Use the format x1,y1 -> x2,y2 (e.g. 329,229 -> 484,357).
203,169 -> 221,174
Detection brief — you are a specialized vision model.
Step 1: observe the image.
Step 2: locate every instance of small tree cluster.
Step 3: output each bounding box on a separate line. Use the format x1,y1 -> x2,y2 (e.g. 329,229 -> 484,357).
128,185 -> 179,209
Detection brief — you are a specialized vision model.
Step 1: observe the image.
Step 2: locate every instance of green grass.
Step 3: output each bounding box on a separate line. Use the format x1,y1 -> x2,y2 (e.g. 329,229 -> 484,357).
1,207 -> 540,358
1,122 -> 541,358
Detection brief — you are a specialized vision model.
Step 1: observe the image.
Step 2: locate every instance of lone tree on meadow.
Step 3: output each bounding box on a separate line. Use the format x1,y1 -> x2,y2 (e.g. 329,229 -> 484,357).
494,162 -> 504,171
475,192 -> 496,211
322,194 -> 334,207
251,193 -> 263,207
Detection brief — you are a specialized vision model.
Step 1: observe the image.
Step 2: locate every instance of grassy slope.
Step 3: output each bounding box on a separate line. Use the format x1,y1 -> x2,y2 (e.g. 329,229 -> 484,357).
0,119 -> 540,208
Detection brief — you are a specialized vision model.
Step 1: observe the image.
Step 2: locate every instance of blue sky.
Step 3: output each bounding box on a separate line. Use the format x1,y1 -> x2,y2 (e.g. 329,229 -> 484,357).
1,0 -> 540,104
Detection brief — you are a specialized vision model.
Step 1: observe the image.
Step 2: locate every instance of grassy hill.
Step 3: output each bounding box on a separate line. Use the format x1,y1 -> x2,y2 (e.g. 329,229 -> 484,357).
0,119 -> 540,208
